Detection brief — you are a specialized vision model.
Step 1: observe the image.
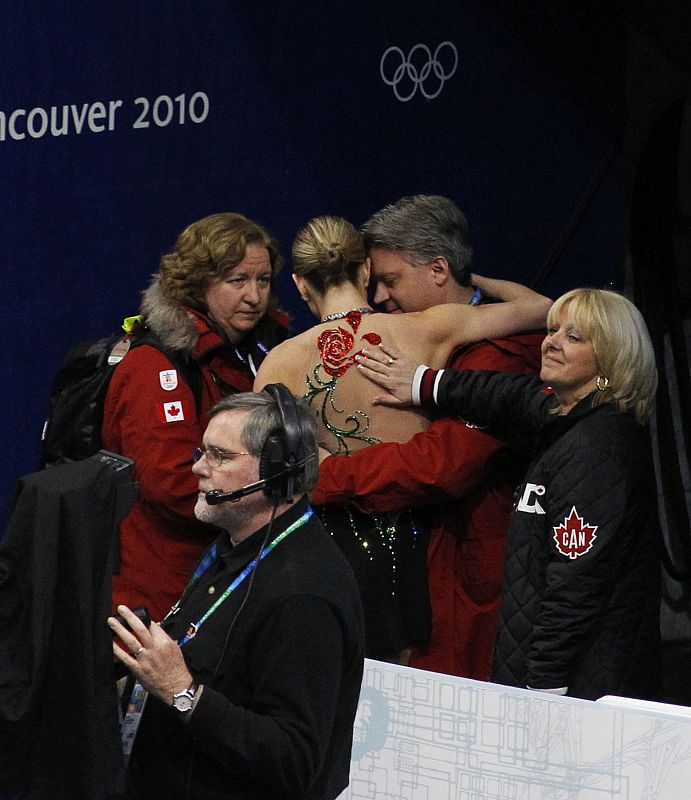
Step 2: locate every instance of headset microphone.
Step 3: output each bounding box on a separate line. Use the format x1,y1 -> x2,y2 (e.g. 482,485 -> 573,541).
204,454 -> 315,506
205,478 -> 269,505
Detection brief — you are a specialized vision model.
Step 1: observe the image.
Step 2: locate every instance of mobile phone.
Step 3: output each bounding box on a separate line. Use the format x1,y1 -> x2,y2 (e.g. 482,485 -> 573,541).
112,605 -> 151,634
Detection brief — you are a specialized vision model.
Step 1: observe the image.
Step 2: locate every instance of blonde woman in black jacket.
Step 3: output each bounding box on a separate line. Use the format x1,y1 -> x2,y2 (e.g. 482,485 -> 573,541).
357,288 -> 661,700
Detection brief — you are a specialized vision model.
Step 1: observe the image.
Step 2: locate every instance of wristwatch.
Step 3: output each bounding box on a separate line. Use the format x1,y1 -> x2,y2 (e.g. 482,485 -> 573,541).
171,681 -> 198,713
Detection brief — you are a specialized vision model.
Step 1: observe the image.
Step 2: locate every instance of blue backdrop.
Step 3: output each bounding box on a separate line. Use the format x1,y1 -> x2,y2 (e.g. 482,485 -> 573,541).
2,2 -> 626,523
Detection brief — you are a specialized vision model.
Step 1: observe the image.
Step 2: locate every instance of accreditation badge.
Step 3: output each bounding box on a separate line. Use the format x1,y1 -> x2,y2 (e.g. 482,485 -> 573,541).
121,682 -> 149,765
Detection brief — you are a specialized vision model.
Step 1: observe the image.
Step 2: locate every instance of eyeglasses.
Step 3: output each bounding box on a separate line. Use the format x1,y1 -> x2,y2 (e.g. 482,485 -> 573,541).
193,445 -> 253,469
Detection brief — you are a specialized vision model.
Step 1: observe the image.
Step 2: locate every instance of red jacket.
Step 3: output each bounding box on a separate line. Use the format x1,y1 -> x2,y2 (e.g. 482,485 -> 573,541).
313,334 -> 542,678
102,278 -> 289,621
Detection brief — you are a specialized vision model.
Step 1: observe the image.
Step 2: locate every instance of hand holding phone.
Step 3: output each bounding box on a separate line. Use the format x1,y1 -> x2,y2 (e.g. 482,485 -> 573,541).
111,605 -> 151,635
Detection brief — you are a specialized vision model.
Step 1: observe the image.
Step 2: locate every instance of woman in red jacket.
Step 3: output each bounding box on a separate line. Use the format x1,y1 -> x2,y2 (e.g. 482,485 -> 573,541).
103,212 -> 290,621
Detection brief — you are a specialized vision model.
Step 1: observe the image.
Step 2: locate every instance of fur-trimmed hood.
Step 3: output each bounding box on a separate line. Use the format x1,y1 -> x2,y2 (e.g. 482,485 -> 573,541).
140,275 -> 202,356
139,274 -> 292,364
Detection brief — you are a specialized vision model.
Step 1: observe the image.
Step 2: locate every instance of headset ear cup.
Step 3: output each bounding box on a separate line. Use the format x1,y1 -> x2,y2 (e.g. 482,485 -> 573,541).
260,383 -> 309,503
259,432 -> 285,500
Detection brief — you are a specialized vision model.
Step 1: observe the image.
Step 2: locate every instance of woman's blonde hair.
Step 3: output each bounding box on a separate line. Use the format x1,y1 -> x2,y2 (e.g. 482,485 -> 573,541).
292,216 -> 366,294
547,288 -> 658,423
158,212 -> 282,308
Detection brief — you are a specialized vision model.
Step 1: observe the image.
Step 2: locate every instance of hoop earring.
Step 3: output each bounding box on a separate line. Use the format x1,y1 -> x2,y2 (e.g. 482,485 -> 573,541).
596,375 -> 609,391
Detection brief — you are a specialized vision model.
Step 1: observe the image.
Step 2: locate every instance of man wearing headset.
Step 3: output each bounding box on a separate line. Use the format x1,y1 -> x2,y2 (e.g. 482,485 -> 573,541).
109,386 -> 365,800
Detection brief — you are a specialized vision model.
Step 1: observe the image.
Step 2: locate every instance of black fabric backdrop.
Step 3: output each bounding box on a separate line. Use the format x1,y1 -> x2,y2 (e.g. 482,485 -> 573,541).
2,1 -> 627,523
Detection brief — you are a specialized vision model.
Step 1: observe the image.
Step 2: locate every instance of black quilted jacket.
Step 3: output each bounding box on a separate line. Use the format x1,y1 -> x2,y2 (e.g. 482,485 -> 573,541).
431,370 -> 662,700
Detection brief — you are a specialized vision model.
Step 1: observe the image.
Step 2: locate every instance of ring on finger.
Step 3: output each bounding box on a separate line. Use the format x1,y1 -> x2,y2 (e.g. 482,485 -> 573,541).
387,357 -> 395,365
131,646 -> 144,658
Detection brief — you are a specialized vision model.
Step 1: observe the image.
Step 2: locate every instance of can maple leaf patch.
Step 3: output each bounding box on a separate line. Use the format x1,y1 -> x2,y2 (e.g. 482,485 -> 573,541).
553,506 -> 598,559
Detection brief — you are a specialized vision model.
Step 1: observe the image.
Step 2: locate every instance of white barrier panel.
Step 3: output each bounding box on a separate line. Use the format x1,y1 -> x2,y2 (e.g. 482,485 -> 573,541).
339,659 -> 691,799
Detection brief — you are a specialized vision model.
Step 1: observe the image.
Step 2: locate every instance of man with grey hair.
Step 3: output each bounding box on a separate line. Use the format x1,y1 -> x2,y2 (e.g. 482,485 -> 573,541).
364,194 -> 475,310
109,386 -> 365,800
313,195 -> 543,679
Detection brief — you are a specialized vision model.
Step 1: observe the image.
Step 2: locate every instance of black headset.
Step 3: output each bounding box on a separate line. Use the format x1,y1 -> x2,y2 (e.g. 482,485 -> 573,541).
258,383 -> 309,504
204,383 -> 312,506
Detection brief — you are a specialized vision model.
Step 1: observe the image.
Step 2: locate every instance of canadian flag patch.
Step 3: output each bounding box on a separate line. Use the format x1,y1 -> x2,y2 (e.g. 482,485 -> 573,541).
158,401 -> 185,423
553,506 -> 598,559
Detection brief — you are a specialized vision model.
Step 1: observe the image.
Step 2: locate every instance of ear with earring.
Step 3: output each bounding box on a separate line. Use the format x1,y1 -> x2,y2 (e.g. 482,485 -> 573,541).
596,375 -> 609,391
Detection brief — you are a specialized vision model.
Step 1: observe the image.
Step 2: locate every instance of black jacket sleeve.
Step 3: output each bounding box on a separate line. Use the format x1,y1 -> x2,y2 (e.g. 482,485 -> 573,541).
433,370 -> 551,440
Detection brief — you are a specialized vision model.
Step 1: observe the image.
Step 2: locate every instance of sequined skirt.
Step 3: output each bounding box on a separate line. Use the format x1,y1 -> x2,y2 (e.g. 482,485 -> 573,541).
314,504 -> 431,661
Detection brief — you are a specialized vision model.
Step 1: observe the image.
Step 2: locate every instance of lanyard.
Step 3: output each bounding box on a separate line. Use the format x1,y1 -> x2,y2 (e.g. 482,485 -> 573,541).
170,508 -> 313,647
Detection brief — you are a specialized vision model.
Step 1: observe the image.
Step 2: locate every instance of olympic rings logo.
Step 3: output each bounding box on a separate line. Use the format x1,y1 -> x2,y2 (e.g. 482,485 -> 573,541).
380,41 -> 458,102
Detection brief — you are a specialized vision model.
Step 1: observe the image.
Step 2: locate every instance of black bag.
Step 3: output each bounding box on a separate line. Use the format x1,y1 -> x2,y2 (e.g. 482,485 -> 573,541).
39,328 -> 201,468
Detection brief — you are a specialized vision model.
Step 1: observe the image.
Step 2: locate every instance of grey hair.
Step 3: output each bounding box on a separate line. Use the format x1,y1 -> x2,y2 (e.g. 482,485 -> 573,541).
362,195 -> 473,285
209,391 -> 319,492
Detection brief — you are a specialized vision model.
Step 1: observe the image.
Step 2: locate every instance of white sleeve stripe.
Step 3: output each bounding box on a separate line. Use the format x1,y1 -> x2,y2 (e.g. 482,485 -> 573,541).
433,369 -> 445,405
412,365 -> 429,406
